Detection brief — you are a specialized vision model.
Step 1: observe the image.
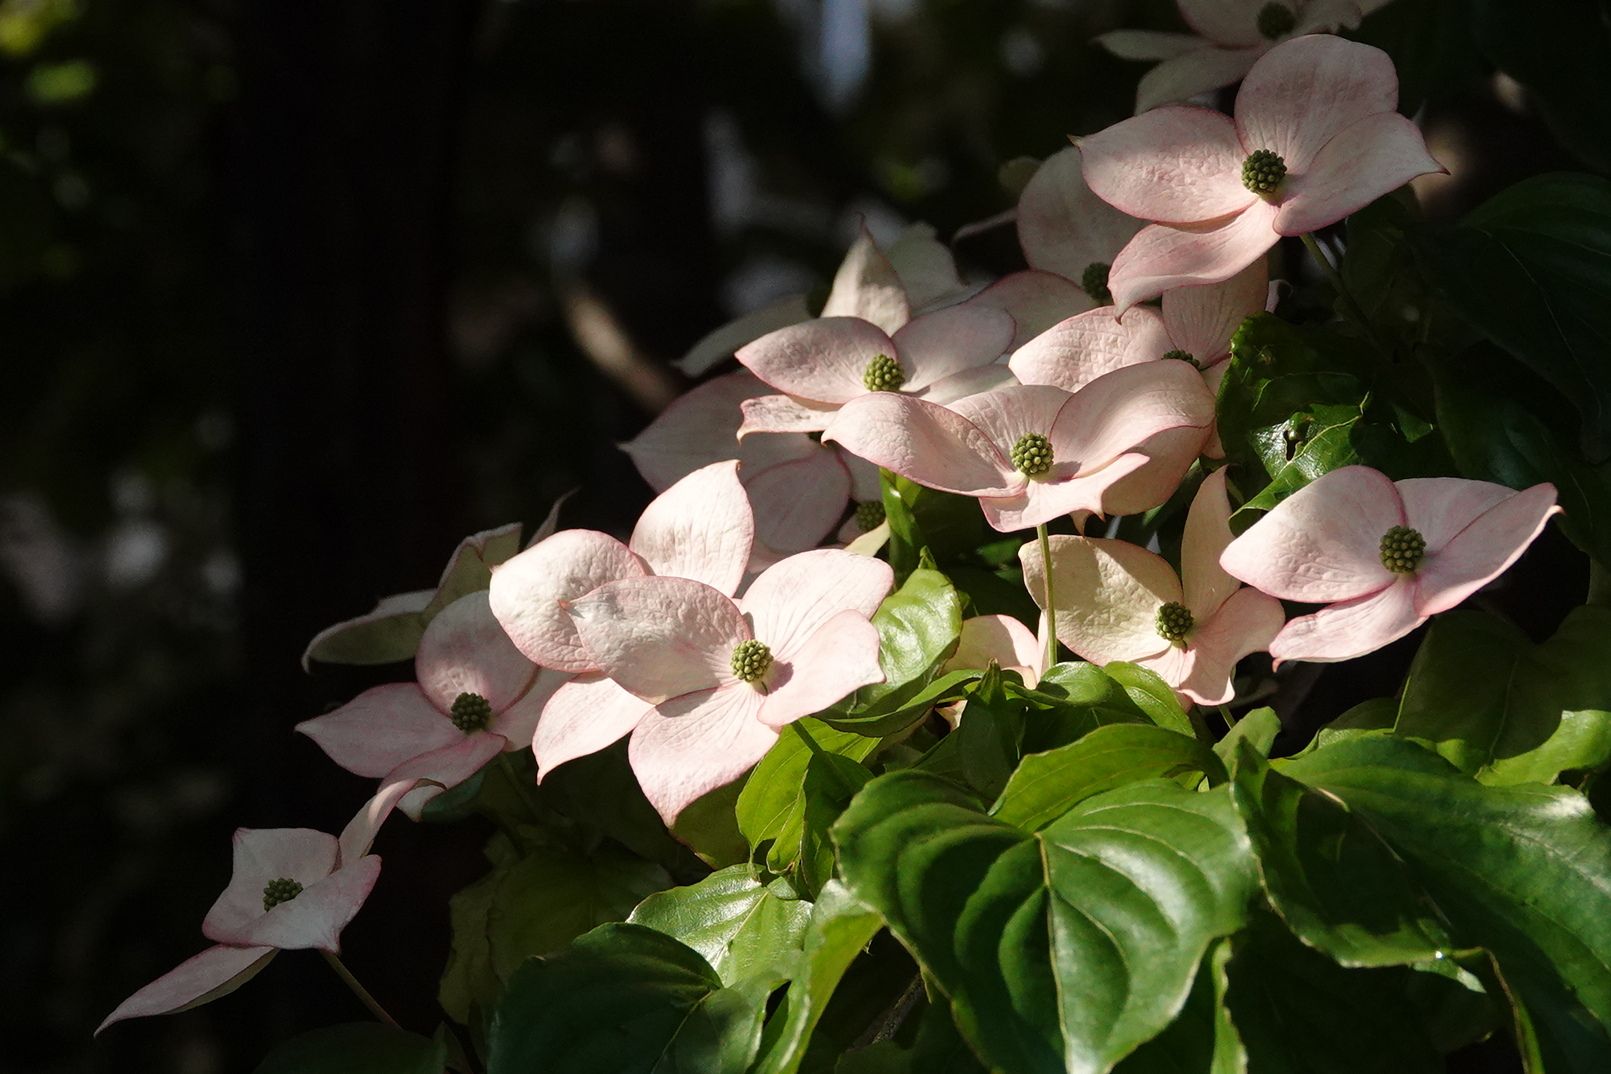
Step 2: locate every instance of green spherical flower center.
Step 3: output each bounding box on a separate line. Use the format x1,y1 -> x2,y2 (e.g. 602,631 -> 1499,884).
1010,433 -> 1054,476
1257,2 -> 1296,39
1379,525 -> 1427,574
862,353 -> 905,392
1080,261 -> 1113,305
730,639 -> 773,684
450,691 -> 493,733
854,500 -> 886,532
262,877 -> 304,912
1241,149 -> 1287,198
1163,348 -> 1200,368
1155,601 -> 1195,646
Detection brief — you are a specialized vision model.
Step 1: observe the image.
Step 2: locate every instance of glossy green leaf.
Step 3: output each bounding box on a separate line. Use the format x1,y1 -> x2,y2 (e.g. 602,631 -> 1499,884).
628,865 -> 813,985
823,566 -> 962,733
992,723 -> 1225,832
1213,707 -> 1280,776
486,923 -> 776,1074
1412,173 -> 1611,460
1112,939 -> 1243,1074
1240,403 -> 1362,512
753,881 -> 883,1074
738,717 -> 880,874
253,1023 -> 447,1074
1396,607 -> 1611,784
1099,662 -> 1196,737
1231,743 -> 1449,967
834,771 -> 1256,1074
956,665 -> 1028,799
1281,734 -> 1611,1067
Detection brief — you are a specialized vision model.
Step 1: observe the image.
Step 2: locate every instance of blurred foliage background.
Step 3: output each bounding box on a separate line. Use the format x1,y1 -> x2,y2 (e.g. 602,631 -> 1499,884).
0,0 -> 1593,1070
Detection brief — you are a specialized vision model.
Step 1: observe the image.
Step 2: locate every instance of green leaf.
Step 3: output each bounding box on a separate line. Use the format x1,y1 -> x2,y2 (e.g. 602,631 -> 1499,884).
1213,707 -> 1280,776
752,882 -> 883,1074
1412,173 -> 1611,460
1433,346 -> 1611,565
1099,662 -> 1196,737
739,718 -> 880,866
1281,734 -> 1611,1067
1240,404 -> 1362,513
1396,607 -> 1611,784
1231,744 -> 1449,967
880,472 -> 993,579
253,1023 -> 446,1074
823,566 -> 962,733
439,867 -> 504,1026
628,865 -> 813,985
1112,939 -> 1243,1074
834,771 -> 1256,1074
792,753 -> 875,896
487,923 -> 776,1074
955,665 -> 1028,799
1223,919 -> 1443,1073
992,724 -> 1225,832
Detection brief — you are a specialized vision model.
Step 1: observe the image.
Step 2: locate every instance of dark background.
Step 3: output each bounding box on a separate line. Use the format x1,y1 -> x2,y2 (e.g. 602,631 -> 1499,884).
0,1 -> 1581,1070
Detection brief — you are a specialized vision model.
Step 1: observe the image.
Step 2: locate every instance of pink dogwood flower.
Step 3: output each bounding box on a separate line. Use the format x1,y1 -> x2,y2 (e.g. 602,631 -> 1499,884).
823,363 -> 1215,532
488,460 -> 755,671
1096,1 -> 1365,114
297,589 -> 568,818
98,826 -> 381,1033
535,549 -> 893,822
621,374 -> 877,560
1079,34 -> 1444,310
1220,466 -> 1561,663
735,303 -> 1017,435
1021,469 -> 1284,705
1014,146 -> 1144,314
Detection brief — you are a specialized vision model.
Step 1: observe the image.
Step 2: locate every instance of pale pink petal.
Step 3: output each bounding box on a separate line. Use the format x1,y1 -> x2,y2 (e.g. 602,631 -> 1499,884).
739,317 -> 898,405
965,270 -> 1095,347
487,530 -> 647,672
1017,148 -> 1144,293
1220,465 -> 1403,602
982,454 -> 1154,531
1415,484 -> 1561,616
1162,257 -> 1269,365
742,548 -> 894,658
1009,306 -> 1171,393
1133,645 -> 1195,694
1201,361 -> 1231,458
435,521 -> 527,592
1177,0 -> 1269,46
1275,113 -> 1444,236
1176,587 -> 1286,705
896,305 -> 1015,391
745,448 -> 852,555
1107,204 -> 1280,311
738,394 -> 841,435
568,576 -> 747,701
301,589 -> 432,671
295,683 -> 460,778
1050,360 -> 1216,478
946,614 -> 1043,679
675,293 -> 813,376
339,778 -> 424,863
919,363 -> 1019,406
1181,469 -> 1240,620
532,672 -> 655,779
1020,536 -> 1180,665
822,222 -> 910,334
620,371 -> 763,492
201,828 -> 338,944
629,685 -> 776,824
842,450 -> 883,501
1079,106 -> 1256,224
887,223 -> 966,309
489,666 -> 570,746
1395,478 -> 1515,554
97,945 -> 276,1034
1098,425 -> 1215,518
822,393 -> 1019,496
630,460 -> 754,595
216,856 -> 382,952
950,384 -> 1073,466
416,591 -> 537,713
385,733 -> 509,819
758,609 -> 885,727
1235,35 -> 1398,172
1096,29 -> 1206,60
1136,46 -> 1266,114
1270,578 -> 1421,664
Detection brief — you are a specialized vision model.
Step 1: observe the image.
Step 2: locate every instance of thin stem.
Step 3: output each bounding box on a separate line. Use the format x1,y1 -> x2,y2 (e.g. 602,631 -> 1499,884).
1185,705 -> 1214,747
1218,705 -> 1238,730
1299,232 -> 1386,353
321,951 -> 400,1028
1037,523 -> 1058,669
